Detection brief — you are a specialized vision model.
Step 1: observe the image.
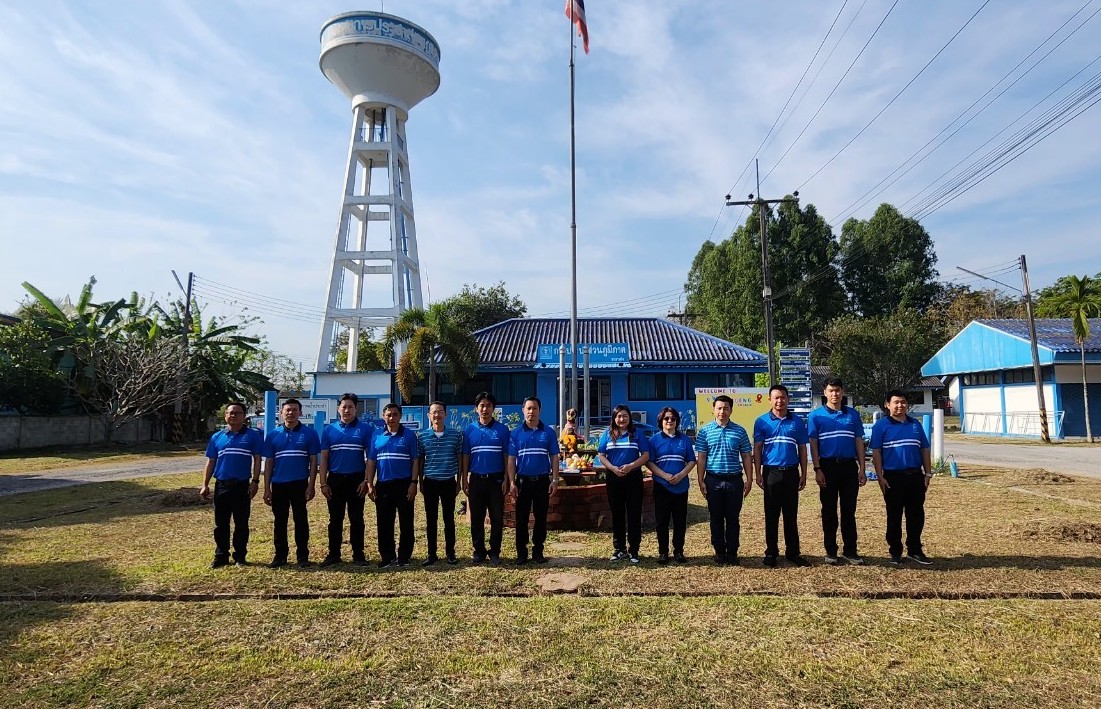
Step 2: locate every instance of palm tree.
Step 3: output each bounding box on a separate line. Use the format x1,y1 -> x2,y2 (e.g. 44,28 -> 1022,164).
1038,275 -> 1101,442
380,304 -> 480,403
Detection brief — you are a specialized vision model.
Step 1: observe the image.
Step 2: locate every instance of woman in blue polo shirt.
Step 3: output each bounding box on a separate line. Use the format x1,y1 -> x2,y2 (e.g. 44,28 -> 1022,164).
597,405 -> 650,563
645,406 -> 695,565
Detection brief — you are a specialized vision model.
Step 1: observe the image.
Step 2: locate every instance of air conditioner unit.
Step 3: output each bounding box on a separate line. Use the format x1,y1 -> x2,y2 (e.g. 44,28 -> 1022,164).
631,411 -> 646,424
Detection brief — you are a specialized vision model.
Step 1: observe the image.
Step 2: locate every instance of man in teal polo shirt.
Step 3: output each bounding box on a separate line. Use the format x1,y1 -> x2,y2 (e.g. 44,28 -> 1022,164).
753,385 -> 810,568
262,399 -> 320,568
694,395 -> 753,565
507,396 -> 561,565
870,390 -> 933,566
807,377 -> 867,565
418,401 -> 463,565
363,402 -> 421,568
200,401 -> 263,568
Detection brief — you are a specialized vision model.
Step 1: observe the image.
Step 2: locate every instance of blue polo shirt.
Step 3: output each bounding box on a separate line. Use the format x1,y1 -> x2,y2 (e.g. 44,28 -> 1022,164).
807,405 -> 864,459
597,428 -> 648,468
462,419 -> 511,475
321,419 -> 374,474
205,426 -> 264,482
263,423 -> 320,484
368,425 -> 420,482
509,422 -> 561,477
870,415 -> 930,471
648,431 -> 694,494
754,411 -> 809,467
419,428 -> 463,481
694,420 -> 751,475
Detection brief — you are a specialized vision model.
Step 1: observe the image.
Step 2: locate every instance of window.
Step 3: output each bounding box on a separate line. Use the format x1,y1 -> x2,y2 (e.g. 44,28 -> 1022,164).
1004,368 -> 1035,385
962,372 -> 998,386
628,373 -> 684,400
686,373 -> 753,393
491,373 -> 536,405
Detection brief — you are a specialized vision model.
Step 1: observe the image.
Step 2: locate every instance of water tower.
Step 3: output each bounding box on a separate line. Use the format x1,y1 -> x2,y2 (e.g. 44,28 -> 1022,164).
314,11 -> 441,371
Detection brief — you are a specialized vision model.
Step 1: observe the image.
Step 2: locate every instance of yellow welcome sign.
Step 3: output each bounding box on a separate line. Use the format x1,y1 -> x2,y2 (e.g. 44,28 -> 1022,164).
694,388 -> 772,441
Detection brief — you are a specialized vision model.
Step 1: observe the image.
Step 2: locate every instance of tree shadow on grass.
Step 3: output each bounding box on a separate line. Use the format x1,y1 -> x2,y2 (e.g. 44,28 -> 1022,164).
0,478 -> 205,528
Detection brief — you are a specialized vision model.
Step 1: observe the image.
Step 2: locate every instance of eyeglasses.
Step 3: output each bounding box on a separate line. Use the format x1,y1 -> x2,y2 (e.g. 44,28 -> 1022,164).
660,416 -> 677,422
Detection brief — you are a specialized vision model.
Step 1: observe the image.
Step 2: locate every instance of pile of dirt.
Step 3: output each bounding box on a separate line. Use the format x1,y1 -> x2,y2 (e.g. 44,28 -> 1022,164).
1021,521 -> 1101,544
1022,469 -> 1075,484
160,487 -> 210,507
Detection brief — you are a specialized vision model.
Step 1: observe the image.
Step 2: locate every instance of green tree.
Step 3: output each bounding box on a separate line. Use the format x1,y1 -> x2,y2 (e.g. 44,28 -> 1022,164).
0,319 -> 66,414
839,204 -> 939,317
380,303 -> 479,403
684,216 -> 766,346
1037,275 -> 1101,442
824,309 -> 947,406
926,283 -> 1023,336
333,328 -> 388,371
438,282 -> 527,332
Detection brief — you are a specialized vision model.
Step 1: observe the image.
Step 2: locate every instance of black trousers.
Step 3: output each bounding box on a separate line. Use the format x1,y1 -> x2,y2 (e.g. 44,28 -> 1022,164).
422,477 -> 458,558
883,469 -> 927,557
514,475 -> 551,558
606,469 -> 643,555
705,474 -> 744,557
819,458 -> 860,556
653,484 -> 688,556
468,474 -> 505,555
327,472 -> 366,560
213,479 -> 251,562
764,466 -> 802,558
271,479 -> 310,562
375,478 -> 415,563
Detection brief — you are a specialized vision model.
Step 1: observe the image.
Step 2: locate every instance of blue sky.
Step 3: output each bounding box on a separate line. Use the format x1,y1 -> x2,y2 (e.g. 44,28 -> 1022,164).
3,0 -> 1100,371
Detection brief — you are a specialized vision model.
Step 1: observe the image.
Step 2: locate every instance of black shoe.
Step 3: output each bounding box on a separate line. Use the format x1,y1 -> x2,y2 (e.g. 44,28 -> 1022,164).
657,553 -> 670,565
727,555 -> 740,566
714,554 -> 726,565
908,552 -> 933,565
673,552 -> 688,564
533,554 -> 548,564
515,556 -> 528,566
762,555 -> 778,568
235,559 -> 249,567
396,558 -> 411,567
457,501 -> 467,516
889,554 -> 904,566
446,554 -> 459,565
824,554 -> 840,565
210,557 -> 229,569
840,552 -> 865,566
489,554 -> 500,566
297,559 -> 313,569
422,556 -> 438,567
320,555 -> 341,568
788,555 -> 811,568
378,558 -> 395,569
472,552 -> 487,564
268,557 -> 287,569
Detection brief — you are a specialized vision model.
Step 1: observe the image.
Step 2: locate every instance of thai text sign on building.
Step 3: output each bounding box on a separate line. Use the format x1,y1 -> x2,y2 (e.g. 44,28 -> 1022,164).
534,343 -> 630,368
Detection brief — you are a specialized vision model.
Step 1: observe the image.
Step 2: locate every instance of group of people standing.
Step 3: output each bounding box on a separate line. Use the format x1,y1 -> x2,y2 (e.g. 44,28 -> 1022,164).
200,379 -> 933,569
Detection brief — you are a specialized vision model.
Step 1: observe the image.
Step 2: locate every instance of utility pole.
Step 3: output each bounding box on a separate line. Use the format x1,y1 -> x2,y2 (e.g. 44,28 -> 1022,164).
725,160 -> 799,385
956,258 -> 1050,443
171,270 -> 194,444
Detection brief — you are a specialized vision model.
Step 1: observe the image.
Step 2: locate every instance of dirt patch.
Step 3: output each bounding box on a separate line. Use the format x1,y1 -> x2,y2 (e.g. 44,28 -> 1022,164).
1021,521 -> 1101,544
160,487 -> 209,507
1022,469 -> 1076,484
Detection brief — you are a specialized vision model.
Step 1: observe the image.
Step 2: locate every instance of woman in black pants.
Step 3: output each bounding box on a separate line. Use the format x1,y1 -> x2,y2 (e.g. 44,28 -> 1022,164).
645,406 -> 695,564
597,405 -> 650,563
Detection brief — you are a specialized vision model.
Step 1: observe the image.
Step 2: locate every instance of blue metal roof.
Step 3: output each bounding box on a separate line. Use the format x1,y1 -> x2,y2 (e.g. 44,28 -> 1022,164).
470,317 -> 767,369
922,319 -> 1101,376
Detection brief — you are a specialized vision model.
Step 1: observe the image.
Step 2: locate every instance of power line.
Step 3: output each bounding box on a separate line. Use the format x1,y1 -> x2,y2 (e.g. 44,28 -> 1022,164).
796,0 -> 993,192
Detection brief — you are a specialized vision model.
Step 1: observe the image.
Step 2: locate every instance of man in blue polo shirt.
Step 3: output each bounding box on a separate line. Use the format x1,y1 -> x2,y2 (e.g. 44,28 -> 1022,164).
418,400 -> 464,566
808,377 -> 867,565
461,391 -> 511,565
200,401 -> 264,568
363,402 -> 421,568
754,384 -> 810,568
318,393 -> 374,567
694,395 -> 753,566
262,399 -> 321,568
507,396 -> 561,565
870,390 -> 933,566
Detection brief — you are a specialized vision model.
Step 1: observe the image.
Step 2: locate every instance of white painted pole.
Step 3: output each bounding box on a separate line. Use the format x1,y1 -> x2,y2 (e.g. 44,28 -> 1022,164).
932,408 -> 945,463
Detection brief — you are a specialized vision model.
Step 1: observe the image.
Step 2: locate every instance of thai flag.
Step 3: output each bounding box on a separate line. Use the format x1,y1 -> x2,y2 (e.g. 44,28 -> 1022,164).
565,0 -> 589,54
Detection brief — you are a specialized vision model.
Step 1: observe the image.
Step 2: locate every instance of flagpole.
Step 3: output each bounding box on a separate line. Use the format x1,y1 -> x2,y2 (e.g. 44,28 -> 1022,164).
568,2 -> 579,423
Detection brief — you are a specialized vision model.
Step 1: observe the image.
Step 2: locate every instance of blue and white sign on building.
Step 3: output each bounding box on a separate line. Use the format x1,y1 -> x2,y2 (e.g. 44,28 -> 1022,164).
534,343 -> 631,368
779,347 -> 813,416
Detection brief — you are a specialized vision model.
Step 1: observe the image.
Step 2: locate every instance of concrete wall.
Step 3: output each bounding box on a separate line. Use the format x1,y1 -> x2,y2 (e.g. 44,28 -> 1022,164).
0,416 -> 154,451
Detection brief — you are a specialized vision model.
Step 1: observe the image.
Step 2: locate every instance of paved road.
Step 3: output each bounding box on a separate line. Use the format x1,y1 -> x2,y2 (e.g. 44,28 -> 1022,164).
0,457 -> 203,497
945,440 -> 1100,480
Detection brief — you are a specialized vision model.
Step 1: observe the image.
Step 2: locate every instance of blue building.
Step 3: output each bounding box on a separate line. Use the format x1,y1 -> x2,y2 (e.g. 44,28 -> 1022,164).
921,319 -> 1101,439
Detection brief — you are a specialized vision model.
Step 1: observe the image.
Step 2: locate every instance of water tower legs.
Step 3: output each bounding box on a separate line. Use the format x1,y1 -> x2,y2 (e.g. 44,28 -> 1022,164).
315,104 -> 424,372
